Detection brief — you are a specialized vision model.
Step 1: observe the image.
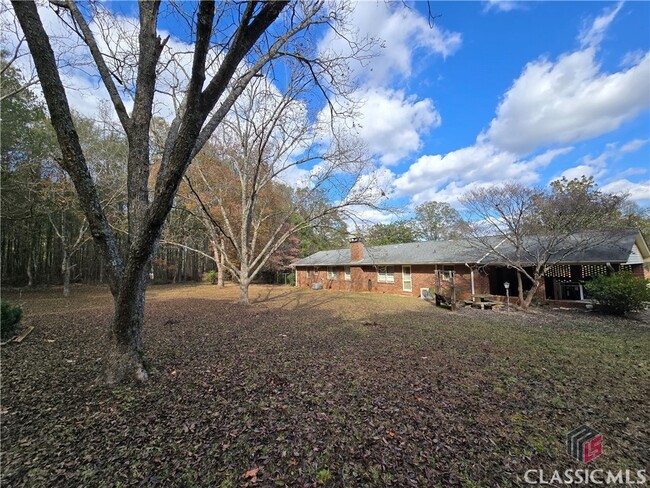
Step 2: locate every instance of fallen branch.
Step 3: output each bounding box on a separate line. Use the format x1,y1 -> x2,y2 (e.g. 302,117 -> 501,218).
0,336 -> 17,347
13,325 -> 34,344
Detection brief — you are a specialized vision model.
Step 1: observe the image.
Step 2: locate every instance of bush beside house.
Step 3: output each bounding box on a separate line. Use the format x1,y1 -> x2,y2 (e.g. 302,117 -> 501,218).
585,272 -> 650,316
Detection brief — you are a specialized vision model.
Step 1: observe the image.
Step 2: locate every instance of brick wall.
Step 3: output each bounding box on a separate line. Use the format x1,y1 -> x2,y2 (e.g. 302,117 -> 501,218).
630,263 -> 645,278
296,264 -> 492,300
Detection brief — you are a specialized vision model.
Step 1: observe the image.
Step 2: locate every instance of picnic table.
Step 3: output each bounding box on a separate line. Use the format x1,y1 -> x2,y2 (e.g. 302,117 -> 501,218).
473,294 -> 496,302
471,294 -> 503,310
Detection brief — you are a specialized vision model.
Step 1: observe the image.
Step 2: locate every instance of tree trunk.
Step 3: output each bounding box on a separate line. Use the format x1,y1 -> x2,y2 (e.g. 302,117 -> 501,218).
217,260 -> 224,287
516,270 -> 527,309
523,278 -> 541,309
107,266 -> 149,383
239,279 -> 250,305
27,252 -> 34,287
210,236 -> 226,287
62,250 -> 71,297
218,239 -> 225,288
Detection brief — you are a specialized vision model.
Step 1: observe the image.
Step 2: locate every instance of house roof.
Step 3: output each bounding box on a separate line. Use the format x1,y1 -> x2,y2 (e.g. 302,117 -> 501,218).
292,228 -> 648,268
484,229 -> 643,265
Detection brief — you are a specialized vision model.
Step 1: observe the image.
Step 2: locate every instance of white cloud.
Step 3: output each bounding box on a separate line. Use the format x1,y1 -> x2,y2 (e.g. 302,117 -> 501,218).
320,2 -> 461,88
617,167 -> 648,178
483,1 -> 523,13
275,164 -> 311,189
480,2 -> 649,156
316,2 -> 458,166
560,164 -> 607,181
555,138 -> 649,183
353,88 -> 440,166
1,2 -> 197,122
484,49 -> 650,155
620,138 -> 648,153
601,179 -> 650,202
524,147 -> 575,168
369,2 -> 649,215
346,167 -> 397,204
578,1 -> 623,49
347,207 -> 396,228
621,49 -> 646,68
393,144 -> 571,205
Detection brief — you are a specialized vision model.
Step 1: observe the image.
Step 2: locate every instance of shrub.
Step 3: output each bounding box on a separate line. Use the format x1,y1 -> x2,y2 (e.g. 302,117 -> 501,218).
287,272 -> 296,286
584,272 -> 650,316
204,270 -> 218,285
1,300 -> 23,339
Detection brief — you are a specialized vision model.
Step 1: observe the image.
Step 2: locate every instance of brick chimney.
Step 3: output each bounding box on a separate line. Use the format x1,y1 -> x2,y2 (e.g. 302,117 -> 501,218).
350,237 -> 364,262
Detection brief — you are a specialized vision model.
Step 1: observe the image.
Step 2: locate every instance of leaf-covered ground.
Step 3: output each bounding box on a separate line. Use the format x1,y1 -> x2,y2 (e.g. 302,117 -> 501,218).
2,284 -> 649,487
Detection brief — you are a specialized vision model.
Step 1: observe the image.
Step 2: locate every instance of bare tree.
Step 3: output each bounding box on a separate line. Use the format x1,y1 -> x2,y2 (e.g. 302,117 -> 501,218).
11,0 -> 363,382
461,179 -> 626,309
0,16 -> 39,102
44,115 -> 127,296
183,74 -> 386,303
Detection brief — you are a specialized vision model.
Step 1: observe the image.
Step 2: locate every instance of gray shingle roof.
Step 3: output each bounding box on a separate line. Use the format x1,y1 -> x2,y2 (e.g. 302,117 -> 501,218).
292,229 -> 645,267
293,238 -> 496,267
484,229 -> 641,265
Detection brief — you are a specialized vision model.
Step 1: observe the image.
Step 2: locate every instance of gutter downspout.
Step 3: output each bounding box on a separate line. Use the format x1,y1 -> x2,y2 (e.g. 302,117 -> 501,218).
465,263 -> 475,298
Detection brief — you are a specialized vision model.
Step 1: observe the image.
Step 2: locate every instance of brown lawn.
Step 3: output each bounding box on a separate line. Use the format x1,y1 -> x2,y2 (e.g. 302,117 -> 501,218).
1,284 -> 649,487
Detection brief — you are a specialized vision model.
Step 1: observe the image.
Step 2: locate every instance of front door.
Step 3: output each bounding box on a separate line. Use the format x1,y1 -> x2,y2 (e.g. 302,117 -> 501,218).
402,265 -> 412,292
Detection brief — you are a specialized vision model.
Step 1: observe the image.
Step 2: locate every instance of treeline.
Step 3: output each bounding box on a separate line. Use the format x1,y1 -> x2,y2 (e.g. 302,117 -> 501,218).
0,60 -> 229,289
0,57 -> 352,293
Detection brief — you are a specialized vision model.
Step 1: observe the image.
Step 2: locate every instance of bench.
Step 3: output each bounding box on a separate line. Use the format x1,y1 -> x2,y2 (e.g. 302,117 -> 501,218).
434,293 -> 453,310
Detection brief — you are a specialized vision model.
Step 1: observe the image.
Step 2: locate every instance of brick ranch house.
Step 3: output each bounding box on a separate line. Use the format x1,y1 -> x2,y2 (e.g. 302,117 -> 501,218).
291,229 -> 649,303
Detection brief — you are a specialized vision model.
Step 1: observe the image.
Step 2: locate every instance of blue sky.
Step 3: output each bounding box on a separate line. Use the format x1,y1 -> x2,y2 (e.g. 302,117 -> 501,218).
5,0 -> 648,222
336,1 -> 649,221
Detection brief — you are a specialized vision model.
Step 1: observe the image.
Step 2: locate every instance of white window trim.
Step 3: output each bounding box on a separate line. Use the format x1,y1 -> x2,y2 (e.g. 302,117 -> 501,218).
344,266 -> 351,281
402,265 -> 412,292
377,266 -> 395,284
327,266 -> 337,280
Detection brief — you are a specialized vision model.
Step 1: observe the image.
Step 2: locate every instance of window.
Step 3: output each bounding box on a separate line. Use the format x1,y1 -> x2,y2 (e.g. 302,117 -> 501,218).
327,267 -> 337,279
306,268 -> 311,278
377,266 -> 395,283
344,266 -> 351,281
437,266 -> 454,282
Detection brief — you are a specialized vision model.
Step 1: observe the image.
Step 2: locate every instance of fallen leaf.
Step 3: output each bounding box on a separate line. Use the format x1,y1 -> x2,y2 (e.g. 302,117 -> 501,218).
243,467 -> 260,481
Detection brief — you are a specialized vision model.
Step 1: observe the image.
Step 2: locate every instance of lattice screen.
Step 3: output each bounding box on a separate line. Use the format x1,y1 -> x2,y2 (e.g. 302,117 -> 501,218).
581,265 -> 608,278
547,265 -> 571,278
